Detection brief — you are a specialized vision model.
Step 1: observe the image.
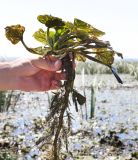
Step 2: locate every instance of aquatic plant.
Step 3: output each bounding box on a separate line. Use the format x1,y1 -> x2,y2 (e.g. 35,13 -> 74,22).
5,14 -> 123,159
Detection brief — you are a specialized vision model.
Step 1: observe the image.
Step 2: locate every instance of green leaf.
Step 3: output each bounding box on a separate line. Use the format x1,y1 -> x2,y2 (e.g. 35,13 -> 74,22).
47,30 -> 56,48
33,29 -> 47,45
5,24 -> 25,44
37,14 -> 65,28
59,39 -> 75,49
74,18 -> 105,37
75,52 -> 86,62
54,29 -> 71,49
115,51 -> 123,59
73,90 -> 86,105
72,91 -> 78,112
75,29 -> 89,40
49,30 -> 56,39
95,49 -> 115,65
65,22 -> 76,32
111,67 -> 123,84
65,22 -> 89,40
53,29 -> 62,43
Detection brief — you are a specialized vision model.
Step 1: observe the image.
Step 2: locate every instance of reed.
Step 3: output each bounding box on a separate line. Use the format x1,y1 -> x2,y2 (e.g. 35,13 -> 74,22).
90,85 -> 95,119
0,91 -> 21,112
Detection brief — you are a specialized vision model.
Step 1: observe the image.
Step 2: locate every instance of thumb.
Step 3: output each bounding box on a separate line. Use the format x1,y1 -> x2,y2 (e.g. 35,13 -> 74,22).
31,57 -> 62,71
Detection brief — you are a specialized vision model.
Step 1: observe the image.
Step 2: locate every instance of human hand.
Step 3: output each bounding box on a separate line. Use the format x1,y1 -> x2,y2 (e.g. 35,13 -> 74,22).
0,54 -> 66,91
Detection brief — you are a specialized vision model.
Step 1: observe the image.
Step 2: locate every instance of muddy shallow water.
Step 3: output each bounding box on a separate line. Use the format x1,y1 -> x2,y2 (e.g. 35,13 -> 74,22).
0,74 -> 138,160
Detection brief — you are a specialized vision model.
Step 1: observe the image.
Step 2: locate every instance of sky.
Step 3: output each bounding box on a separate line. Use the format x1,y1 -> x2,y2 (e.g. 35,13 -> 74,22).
0,0 -> 138,60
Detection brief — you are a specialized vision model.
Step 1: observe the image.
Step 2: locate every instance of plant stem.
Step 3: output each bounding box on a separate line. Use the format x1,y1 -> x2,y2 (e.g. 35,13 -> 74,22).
90,85 -> 95,119
53,53 -> 75,160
